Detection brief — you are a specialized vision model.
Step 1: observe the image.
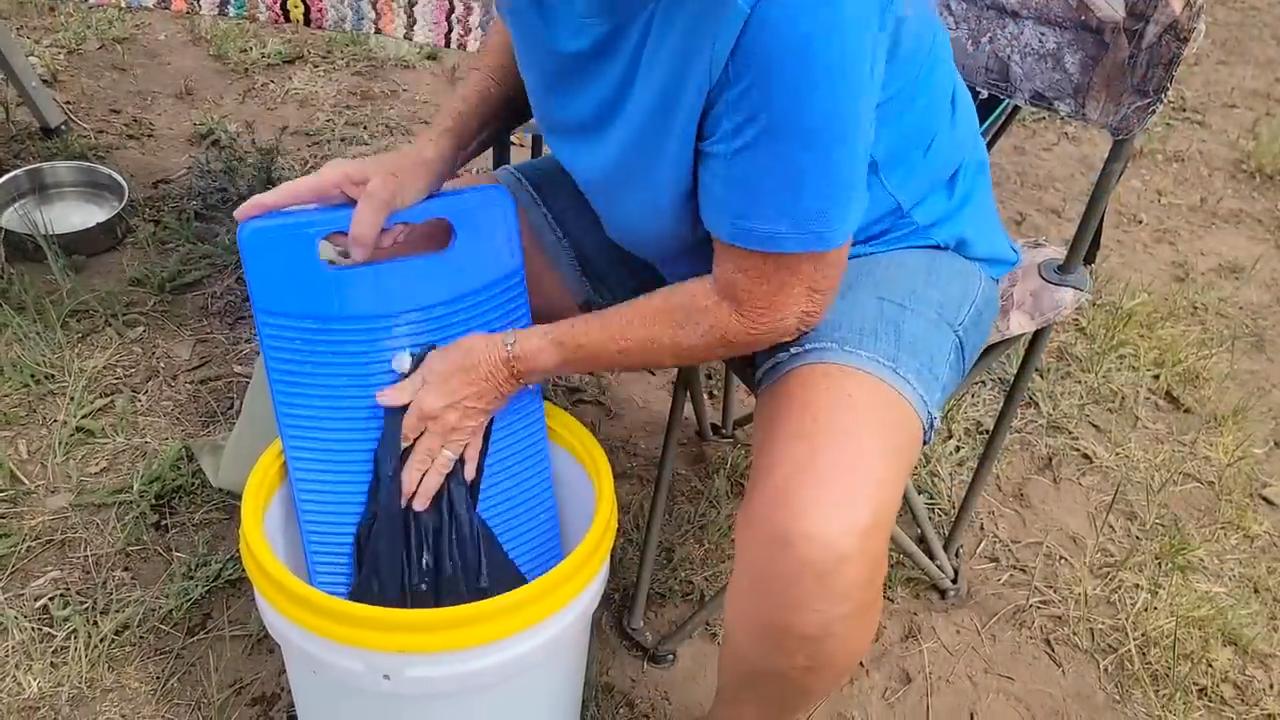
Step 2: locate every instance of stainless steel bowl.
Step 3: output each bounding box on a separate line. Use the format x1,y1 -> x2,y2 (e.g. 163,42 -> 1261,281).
0,161 -> 130,257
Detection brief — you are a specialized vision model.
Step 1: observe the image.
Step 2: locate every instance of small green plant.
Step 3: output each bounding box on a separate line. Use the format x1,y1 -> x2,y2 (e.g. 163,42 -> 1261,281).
76,445 -> 209,539
129,120 -> 289,295
49,6 -> 139,51
187,17 -> 304,73
163,547 -> 245,618
1247,117 -> 1280,180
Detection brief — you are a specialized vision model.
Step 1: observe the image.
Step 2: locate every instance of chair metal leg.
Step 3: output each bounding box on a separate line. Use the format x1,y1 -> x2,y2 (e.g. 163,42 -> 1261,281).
983,104 -> 1021,150
636,518 -> 966,670
652,586 -> 727,658
902,483 -> 955,581
962,337 -> 1020,392
490,134 -> 511,169
686,366 -> 714,440
713,365 -> 738,439
0,22 -> 67,134
891,525 -> 958,593
1060,135 -> 1138,273
622,367 -> 698,665
937,136 -> 1138,575
944,325 -> 1055,557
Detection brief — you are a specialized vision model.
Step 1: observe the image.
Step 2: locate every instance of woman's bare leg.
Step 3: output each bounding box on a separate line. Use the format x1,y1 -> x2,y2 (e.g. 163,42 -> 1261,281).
709,363 -> 923,719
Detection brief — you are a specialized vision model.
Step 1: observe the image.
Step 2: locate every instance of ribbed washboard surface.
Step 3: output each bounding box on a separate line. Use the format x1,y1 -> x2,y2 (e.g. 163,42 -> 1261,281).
237,186 -> 561,596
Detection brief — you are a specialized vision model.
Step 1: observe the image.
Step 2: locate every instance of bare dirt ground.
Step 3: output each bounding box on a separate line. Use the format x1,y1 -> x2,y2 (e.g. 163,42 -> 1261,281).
1,2 -> 1278,718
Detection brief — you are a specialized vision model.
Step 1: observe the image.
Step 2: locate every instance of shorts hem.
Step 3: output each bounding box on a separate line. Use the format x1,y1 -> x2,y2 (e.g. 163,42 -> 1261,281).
755,343 -> 940,443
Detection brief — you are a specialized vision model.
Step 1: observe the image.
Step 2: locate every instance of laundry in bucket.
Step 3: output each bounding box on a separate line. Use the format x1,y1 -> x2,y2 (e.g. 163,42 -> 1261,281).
348,348 -> 528,609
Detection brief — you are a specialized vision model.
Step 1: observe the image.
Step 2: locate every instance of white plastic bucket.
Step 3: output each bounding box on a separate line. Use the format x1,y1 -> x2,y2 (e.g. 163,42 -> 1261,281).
239,404 -> 618,719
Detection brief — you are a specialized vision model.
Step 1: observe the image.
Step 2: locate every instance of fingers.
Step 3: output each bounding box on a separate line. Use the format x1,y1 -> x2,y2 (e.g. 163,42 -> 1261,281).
413,445 -> 462,511
400,432 -> 441,508
347,176 -> 397,262
462,426 -> 484,483
400,434 -> 467,511
234,171 -> 350,221
378,369 -> 424,412
377,225 -> 408,249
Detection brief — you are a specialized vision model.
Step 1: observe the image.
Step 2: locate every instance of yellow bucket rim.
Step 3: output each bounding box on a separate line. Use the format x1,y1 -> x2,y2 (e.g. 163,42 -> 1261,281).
239,403 -> 617,653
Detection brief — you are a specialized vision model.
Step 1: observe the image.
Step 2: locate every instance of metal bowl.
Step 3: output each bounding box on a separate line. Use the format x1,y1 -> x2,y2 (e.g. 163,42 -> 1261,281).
0,161 -> 130,257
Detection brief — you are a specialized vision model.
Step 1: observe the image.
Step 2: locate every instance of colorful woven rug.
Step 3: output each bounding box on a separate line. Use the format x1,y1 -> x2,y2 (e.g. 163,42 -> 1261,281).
85,0 -> 494,52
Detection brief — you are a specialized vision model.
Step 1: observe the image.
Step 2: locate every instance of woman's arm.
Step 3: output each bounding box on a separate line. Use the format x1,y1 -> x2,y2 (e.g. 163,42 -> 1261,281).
514,240 -> 848,382
419,18 -> 532,170
496,238 -> 846,382
382,239 -> 849,509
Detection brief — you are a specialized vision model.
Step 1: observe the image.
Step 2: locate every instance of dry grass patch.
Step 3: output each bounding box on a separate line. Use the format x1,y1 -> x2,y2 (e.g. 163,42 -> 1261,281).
1247,117 -> 1280,181
611,445 -> 748,613
924,280 -> 1279,718
583,678 -> 673,720
0,112 -> 273,716
185,14 -> 439,76
2,1 -> 142,81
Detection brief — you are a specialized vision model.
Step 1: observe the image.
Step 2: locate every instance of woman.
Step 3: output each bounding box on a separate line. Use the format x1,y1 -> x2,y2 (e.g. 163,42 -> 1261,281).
236,2 -> 1018,717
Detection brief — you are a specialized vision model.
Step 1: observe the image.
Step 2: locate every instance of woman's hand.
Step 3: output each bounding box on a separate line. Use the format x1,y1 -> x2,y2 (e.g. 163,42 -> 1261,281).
377,334 -> 522,511
233,141 -> 458,262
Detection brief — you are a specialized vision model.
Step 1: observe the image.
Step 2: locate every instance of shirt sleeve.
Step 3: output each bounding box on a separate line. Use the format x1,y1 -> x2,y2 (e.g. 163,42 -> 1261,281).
697,0 -> 886,254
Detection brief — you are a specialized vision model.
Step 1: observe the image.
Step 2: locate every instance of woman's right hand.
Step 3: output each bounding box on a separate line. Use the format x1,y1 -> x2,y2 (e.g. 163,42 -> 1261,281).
233,142 -> 457,262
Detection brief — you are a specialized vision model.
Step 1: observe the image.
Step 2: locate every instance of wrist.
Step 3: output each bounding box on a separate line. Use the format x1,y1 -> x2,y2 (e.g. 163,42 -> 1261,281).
474,333 -> 522,397
509,326 -> 558,389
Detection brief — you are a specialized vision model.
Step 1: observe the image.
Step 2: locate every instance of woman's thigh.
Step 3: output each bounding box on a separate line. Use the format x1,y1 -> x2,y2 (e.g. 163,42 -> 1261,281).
482,157 -> 669,315
754,247 -> 1000,442
442,170 -> 589,324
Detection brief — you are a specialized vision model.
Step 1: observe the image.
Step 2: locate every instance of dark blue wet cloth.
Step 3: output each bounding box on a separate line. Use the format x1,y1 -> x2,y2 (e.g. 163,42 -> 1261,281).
348,349 -> 527,608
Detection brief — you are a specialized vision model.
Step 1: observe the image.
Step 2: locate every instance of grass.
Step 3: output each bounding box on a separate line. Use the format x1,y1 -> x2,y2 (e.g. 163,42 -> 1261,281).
1247,117 -> 1280,180
0,115 -> 252,715
546,373 -> 614,412
584,678 -> 673,720
186,16 -> 305,73
4,2 -> 142,81
186,15 -> 439,76
612,444 -> 749,612
127,117 -> 291,295
0,427 -> 239,714
939,281 -> 1278,718
75,445 -> 215,541
45,5 -> 139,52
2,465 -> 238,716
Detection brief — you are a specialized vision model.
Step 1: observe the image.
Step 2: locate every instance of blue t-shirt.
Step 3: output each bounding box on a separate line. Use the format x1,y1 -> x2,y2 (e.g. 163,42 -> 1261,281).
496,0 -> 1019,282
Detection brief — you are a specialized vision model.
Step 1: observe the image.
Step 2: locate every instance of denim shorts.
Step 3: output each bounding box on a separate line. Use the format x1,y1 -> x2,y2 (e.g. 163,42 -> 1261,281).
494,157 -> 999,441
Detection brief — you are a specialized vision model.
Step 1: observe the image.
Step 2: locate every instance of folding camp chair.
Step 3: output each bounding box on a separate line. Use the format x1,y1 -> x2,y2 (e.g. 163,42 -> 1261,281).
608,0 -> 1207,666
0,21 -> 67,135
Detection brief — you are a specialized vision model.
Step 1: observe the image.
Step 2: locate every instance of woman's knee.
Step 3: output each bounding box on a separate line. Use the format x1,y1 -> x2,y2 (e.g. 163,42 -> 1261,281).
723,509 -> 888,693
737,501 -> 893,606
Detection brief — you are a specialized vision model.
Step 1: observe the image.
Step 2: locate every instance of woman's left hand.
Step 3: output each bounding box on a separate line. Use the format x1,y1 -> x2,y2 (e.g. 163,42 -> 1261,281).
377,333 -> 521,511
